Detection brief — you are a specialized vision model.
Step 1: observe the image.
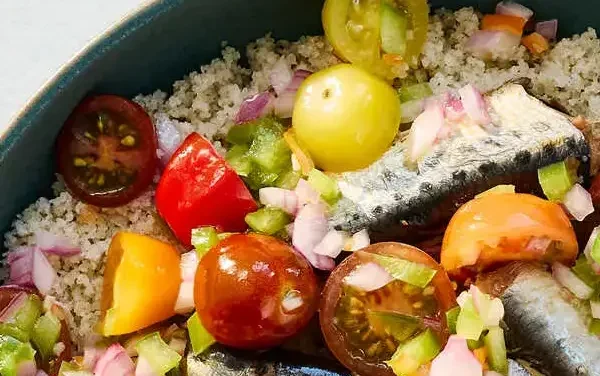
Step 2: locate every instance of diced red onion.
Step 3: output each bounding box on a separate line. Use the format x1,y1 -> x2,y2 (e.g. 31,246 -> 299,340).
591,300 -> 600,319
281,290 -> 304,313
563,183 -> 594,221
457,291 -> 470,307
470,285 -> 504,327
17,361 -> 37,376
443,92 -> 466,122
94,343 -> 135,376
459,84 -> 491,126
0,292 -> 27,322
552,262 -> 594,299
234,92 -> 274,124
259,187 -> 299,215
495,1 -> 534,20
174,251 -> 198,314
430,336 -> 482,376
168,337 -> 188,356
344,262 -> 393,292
406,99 -> 445,163
466,30 -> 521,59
350,229 -> 370,252
8,247 -> 35,286
313,230 -> 347,258
272,70 -> 312,119
34,230 -> 80,257
154,114 -> 184,166
134,356 -> 157,376
270,58 -> 294,96
35,370 -> 49,376
32,249 -> 56,295
83,345 -> 105,371
536,19 -> 558,41
294,179 -> 321,208
583,226 -> 600,274
400,99 -> 425,124
524,236 -> 552,256
292,203 -> 335,270
484,372 -> 504,376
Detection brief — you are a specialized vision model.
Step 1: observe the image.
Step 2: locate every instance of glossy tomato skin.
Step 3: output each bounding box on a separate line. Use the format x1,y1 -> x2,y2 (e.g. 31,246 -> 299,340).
441,193 -> 578,277
320,243 -> 456,376
156,133 -> 257,246
0,286 -> 72,376
56,95 -> 157,207
194,234 -> 319,349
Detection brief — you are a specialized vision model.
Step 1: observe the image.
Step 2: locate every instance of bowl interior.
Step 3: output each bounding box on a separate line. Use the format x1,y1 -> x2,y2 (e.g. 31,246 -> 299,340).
0,0 -> 598,251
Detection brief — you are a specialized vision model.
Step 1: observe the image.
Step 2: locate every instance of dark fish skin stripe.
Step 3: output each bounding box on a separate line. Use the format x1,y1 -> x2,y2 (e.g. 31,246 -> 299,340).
329,85 -> 589,242
185,345 -> 350,376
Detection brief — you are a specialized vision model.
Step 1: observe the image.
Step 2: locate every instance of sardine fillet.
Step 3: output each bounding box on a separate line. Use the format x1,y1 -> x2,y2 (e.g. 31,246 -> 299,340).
330,85 -> 588,239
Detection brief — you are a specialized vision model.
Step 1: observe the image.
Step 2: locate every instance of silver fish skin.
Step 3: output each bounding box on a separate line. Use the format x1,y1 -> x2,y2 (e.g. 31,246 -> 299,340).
185,345 -> 350,376
330,84 -> 589,240
478,263 -> 600,376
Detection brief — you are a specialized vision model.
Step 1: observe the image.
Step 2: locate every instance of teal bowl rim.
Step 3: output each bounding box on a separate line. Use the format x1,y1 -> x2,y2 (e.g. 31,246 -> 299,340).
0,0 -> 180,159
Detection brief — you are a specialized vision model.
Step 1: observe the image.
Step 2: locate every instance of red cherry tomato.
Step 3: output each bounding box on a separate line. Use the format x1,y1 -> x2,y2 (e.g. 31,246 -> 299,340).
156,133 -> 257,246
194,233 -> 319,349
56,95 -> 158,207
590,174 -> 600,206
320,243 -> 457,376
0,286 -> 72,376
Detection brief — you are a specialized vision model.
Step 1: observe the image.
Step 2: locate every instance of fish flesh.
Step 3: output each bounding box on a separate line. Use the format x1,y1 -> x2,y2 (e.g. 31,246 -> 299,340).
185,345 -> 350,376
477,262 -> 600,376
329,84 -> 589,242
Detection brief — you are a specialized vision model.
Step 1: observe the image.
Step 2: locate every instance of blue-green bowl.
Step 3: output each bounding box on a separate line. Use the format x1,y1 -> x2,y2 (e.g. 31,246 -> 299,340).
0,0 -> 597,246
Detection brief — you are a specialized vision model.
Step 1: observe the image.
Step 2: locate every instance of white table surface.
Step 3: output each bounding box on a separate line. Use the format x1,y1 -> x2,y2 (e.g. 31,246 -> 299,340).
0,0 -> 147,137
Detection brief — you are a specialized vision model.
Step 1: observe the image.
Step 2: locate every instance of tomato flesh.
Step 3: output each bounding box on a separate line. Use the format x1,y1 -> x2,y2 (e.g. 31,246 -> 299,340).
320,243 -> 456,376
155,133 -> 257,246
194,234 -> 319,349
56,95 -> 157,207
441,193 -> 578,277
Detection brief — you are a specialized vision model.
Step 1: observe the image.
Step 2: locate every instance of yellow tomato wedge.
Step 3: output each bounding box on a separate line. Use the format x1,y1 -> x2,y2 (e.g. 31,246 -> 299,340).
441,193 -> 578,277
522,32 -> 550,55
481,14 -> 526,36
100,232 -> 181,336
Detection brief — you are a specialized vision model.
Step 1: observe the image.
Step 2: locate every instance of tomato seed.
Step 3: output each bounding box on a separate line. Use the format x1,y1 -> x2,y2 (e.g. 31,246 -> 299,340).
97,174 -> 105,186
121,135 -> 136,147
73,158 -> 87,167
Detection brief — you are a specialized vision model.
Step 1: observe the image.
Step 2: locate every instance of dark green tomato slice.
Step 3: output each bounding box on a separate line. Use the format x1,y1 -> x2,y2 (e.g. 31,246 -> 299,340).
56,95 -> 158,207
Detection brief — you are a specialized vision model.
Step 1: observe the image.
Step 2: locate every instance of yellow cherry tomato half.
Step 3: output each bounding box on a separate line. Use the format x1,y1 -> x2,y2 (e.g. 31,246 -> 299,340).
292,64 -> 401,172
441,193 -> 578,278
100,232 -> 181,336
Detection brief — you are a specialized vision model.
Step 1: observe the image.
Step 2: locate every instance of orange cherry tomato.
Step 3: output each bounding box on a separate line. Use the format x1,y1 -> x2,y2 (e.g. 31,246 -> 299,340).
99,232 -> 181,336
194,234 -> 318,349
481,14 -> 527,36
441,193 -> 578,277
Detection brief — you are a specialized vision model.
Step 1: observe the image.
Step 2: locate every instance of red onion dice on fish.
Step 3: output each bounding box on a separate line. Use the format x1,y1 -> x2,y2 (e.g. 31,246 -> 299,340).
174,251 -> 199,314
430,336 -> 483,376
552,262 -> 594,299
313,230 -> 348,258
259,187 -> 298,215
94,344 -> 135,376
406,99 -> 445,163
459,84 -> 491,126
562,183 -> 594,221
292,203 -> 335,270
343,262 -> 393,292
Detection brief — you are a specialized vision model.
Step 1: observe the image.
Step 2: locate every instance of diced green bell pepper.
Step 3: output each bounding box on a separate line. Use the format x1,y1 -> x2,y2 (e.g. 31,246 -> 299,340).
538,160 -> 576,202
380,2 -> 408,56
456,297 -> 484,341
226,145 -> 252,177
386,329 -> 440,376
245,207 -> 291,235
371,254 -> 437,288
445,306 -> 461,334
307,169 -> 341,204
0,293 -> 42,342
136,332 -> 182,375
484,326 -> 509,374
275,170 -> 301,190
0,334 -> 36,376
191,226 -> 220,258
397,83 -> 433,103
32,312 -> 61,360
187,313 -> 215,355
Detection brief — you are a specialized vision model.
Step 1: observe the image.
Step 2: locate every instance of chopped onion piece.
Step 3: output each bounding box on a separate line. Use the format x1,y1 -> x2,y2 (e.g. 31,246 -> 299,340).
94,344 -> 135,376
8,247 -> 35,286
470,285 -> 504,327
563,183 -> 594,221
459,84 -> 491,126
466,30 -> 520,59
313,230 -> 347,258
591,301 -> 600,319
17,361 -> 37,376
32,249 -> 56,295
35,370 -> 49,376
583,226 -> 600,273
495,1 -> 534,20
272,69 -> 311,119
552,262 -> 594,299
430,336 -> 482,376
457,291 -> 470,307
174,251 -> 199,314
406,99 -> 445,163
443,92 -> 466,122
83,345 -> 105,371
234,92 -> 274,124
154,113 -> 184,166
484,372 -> 504,376
292,203 -> 334,270
134,356 -> 157,376
344,262 -> 393,292
524,236 -> 552,256
168,337 -> 187,356
34,231 -> 80,257
350,229 -> 370,252
294,179 -> 322,208
536,20 -> 558,41
259,187 -> 298,215
270,58 -> 293,96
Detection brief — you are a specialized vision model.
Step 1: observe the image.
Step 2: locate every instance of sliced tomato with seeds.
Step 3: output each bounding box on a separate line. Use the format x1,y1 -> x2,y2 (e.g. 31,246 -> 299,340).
56,95 -> 157,207
320,243 -> 457,376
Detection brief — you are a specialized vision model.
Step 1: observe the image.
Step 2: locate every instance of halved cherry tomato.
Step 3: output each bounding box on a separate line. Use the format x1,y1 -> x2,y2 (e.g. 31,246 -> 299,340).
156,133 -> 257,246
99,232 -> 181,336
322,0 -> 429,79
441,193 -> 578,278
481,14 -> 527,36
0,286 -> 72,376
56,95 -> 158,207
320,243 -> 456,376
194,234 -> 318,349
